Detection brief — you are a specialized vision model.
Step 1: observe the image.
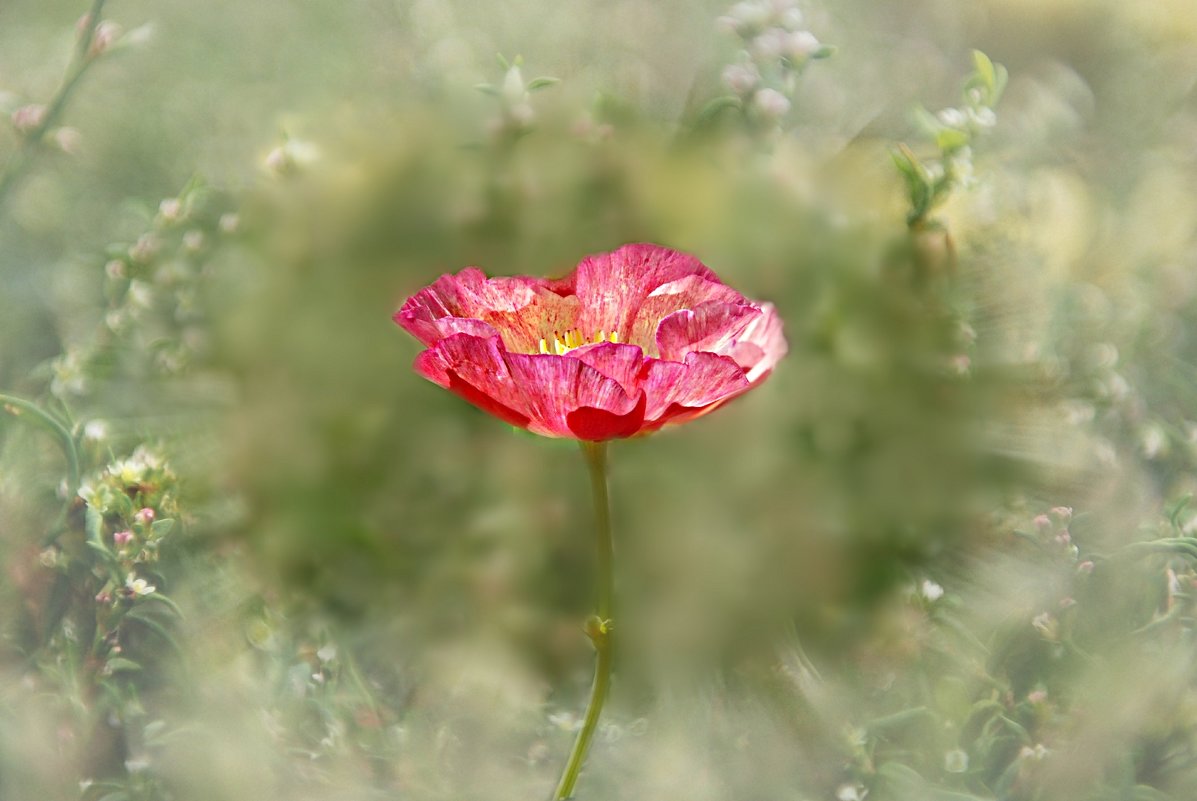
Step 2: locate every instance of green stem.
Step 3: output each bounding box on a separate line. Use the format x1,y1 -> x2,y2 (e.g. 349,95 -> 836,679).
552,440 -> 615,800
0,392 -> 80,495
0,0 -> 109,214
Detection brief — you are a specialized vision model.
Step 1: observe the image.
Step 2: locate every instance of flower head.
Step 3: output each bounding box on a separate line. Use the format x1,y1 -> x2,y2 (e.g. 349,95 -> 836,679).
395,244 -> 786,441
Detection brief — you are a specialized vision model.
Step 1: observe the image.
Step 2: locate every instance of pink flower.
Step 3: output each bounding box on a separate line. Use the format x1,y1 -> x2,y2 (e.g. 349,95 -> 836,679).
395,244 -> 786,441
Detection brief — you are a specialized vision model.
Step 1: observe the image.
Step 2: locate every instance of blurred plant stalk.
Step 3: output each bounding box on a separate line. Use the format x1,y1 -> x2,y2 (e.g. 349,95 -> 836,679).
552,441 -> 615,800
0,0 -> 110,213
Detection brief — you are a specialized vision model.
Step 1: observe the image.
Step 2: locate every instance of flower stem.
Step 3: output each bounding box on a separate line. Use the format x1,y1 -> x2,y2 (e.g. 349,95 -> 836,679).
0,0 -> 109,214
552,440 -> 615,800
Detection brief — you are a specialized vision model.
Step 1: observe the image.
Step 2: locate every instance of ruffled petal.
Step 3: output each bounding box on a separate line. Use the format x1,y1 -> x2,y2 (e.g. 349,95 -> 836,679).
629,275 -> 748,354
412,334 -> 533,429
568,342 -> 648,396
640,351 -> 751,426
727,303 -> 787,383
571,244 -> 717,339
502,352 -> 645,439
655,301 -> 762,363
396,268 -> 578,352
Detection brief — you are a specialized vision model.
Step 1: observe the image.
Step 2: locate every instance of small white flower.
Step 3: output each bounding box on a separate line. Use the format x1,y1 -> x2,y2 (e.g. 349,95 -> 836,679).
944,748 -> 969,773
938,107 -> 968,128
836,783 -> 867,801
969,106 -> 997,128
126,574 -> 156,596
920,579 -> 944,602
316,645 -> 337,663
83,420 -> 109,442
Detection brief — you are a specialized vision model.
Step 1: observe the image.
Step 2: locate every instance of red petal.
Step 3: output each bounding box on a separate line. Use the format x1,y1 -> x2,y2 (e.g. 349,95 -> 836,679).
568,342 -> 648,396
566,393 -> 648,440
502,351 -> 644,438
413,334 -> 534,429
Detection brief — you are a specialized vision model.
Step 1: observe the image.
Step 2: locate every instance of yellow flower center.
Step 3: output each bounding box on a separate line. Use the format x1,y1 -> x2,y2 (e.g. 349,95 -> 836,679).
537,329 -> 619,355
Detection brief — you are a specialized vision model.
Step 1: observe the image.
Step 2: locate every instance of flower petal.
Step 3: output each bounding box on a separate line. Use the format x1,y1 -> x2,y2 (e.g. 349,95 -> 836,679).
568,342 -> 648,396
655,301 -> 762,362
729,302 -> 787,383
640,351 -> 751,426
629,275 -> 748,354
396,268 -> 577,352
413,334 -> 533,429
571,244 -> 717,339
502,352 -> 645,439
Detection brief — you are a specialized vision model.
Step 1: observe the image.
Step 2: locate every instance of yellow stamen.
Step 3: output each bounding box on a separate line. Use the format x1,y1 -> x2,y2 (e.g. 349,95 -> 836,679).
537,329 -> 620,355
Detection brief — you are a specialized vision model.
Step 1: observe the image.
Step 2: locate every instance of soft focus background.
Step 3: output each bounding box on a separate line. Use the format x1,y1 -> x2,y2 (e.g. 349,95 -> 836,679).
3,1 -> 1197,799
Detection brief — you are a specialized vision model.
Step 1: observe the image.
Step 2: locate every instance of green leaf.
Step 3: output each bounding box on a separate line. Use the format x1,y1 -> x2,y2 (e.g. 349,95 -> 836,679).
473,83 -> 499,96
813,44 -> 837,59
140,591 -> 184,618
151,518 -> 176,538
125,607 -> 183,654
527,77 -> 559,91
692,95 -> 742,129
972,50 -> 996,94
936,127 -> 971,152
0,392 -> 80,496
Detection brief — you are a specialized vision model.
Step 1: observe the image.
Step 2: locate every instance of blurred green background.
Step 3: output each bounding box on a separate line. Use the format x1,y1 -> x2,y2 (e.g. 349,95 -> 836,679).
3,1 -> 1197,800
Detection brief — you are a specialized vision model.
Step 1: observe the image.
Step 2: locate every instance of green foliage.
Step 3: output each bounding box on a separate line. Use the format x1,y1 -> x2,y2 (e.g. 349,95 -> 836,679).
1,1 -> 1197,801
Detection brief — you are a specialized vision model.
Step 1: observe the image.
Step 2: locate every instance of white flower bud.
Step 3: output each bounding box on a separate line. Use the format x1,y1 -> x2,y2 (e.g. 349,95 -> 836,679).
780,8 -> 804,30
158,198 -> 183,223
751,28 -> 786,59
721,62 -> 760,95
501,65 -> 528,107
52,127 -> 82,154
753,88 -> 791,120
784,30 -> 820,61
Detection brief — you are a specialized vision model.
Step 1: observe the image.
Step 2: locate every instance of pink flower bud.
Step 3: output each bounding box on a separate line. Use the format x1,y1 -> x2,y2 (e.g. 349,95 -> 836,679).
11,104 -> 46,135
135,507 -> 155,524
89,21 -> 122,57
114,530 -> 134,547
1077,560 -> 1094,574
1032,514 -> 1052,534
1049,506 -> 1073,524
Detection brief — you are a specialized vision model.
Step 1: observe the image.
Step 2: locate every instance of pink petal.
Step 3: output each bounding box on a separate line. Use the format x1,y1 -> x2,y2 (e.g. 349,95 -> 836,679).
629,275 -> 748,353
568,342 -> 648,396
729,303 -> 787,383
413,334 -> 533,429
655,301 -> 762,362
502,352 -> 645,439
640,351 -> 751,425
396,268 -> 578,352
571,244 -> 718,340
